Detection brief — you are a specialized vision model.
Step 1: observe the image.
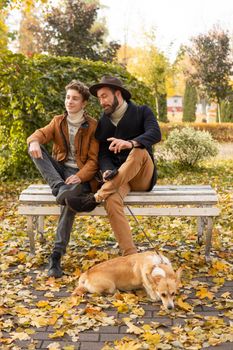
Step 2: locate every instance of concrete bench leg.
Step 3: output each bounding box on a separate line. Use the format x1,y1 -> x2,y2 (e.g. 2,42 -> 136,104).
27,216 -> 35,255
197,217 -> 207,245
197,217 -> 204,245
205,217 -> 213,263
37,216 -> 46,243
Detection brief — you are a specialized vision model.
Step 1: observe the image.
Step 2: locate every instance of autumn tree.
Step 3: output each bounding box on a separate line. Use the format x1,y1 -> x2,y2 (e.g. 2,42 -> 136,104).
37,0 -> 120,61
18,5 -> 44,55
0,1 -> 14,51
187,27 -> 233,122
0,0 -> 47,52
121,32 -> 170,122
0,12 -> 8,50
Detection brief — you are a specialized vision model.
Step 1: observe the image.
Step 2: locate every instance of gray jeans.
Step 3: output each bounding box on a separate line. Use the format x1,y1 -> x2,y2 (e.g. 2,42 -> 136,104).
30,145 -> 90,255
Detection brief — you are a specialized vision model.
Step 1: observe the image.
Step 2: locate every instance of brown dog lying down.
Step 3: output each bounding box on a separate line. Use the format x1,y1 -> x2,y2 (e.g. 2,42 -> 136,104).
73,251 -> 182,310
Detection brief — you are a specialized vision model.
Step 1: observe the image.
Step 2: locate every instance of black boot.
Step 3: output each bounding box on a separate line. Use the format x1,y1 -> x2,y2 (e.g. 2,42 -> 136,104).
66,193 -> 99,213
56,183 -> 83,205
48,251 -> 63,278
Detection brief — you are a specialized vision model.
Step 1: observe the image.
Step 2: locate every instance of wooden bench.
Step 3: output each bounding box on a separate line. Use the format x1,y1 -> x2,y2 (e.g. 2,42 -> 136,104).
18,184 -> 220,262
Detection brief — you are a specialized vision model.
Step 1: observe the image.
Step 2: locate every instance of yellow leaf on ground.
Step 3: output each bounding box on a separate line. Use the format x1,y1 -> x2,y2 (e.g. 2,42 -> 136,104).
47,342 -> 61,350
181,251 -> 192,260
86,249 -> 97,258
142,332 -> 161,344
212,260 -> 229,271
31,316 -> 49,327
11,331 -> 30,340
177,297 -> 193,312
221,292 -> 231,298
72,267 -> 81,277
112,300 -> 129,313
36,300 -> 49,308
131,307 -> 145,316
49,329 -> 65,338
212,277 -> 225,285
125,320 -> 144,334
48,314 -> 59,326
196,287 -> 214,300
115,340 -> 142,350
14,306 -> 29,315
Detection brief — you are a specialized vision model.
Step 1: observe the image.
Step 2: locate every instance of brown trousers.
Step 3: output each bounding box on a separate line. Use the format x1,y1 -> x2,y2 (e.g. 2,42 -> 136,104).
96,148 -> 154,256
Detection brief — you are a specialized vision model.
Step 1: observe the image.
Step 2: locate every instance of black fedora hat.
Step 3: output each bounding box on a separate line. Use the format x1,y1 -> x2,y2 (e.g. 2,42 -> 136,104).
89,75 -> 131,101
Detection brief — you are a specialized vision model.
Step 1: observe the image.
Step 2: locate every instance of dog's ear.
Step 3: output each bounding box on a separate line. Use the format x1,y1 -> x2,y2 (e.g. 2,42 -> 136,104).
150,266 -> 165,284
145,272 -> 155,284
175,267 -> 183,285
151,274 -> 162,285
151,267 -> 166,278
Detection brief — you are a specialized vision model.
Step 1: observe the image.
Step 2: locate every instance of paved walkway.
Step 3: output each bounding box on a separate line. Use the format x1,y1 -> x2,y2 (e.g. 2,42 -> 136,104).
216,143 -> 233,160
2,262 -> 232,350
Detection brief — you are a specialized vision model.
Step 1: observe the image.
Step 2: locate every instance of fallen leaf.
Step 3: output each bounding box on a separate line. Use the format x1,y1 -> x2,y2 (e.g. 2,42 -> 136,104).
124,320 -> 144,334
196,287 -> 214,300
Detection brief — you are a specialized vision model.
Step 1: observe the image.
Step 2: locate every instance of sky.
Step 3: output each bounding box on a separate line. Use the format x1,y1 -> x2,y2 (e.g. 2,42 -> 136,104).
7,0 -> 233,61
99,0 -> 233,61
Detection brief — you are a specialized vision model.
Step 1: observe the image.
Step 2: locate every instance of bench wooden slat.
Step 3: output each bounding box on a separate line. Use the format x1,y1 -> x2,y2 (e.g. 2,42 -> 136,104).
25,184 -> 213,189
18,205 -> 220,217
21,184 -> 214,192
20,189 -> 217,197
19,194 -> 218,205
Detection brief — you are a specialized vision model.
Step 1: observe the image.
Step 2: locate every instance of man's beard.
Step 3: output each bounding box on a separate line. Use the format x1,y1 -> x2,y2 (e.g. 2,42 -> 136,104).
104,96 -> 119,115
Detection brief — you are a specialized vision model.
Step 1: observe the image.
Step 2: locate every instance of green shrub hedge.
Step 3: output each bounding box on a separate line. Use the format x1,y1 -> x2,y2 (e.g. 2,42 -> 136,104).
164,127 -> 218,167
0,52 -> 157,179
160,122 -> 233,142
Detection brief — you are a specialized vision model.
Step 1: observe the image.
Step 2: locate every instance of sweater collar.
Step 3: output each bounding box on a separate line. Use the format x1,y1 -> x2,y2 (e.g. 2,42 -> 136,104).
110,100 -> 128,126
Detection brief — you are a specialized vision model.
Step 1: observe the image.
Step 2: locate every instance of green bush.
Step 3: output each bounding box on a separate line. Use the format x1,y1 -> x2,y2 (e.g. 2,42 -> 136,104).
164,127 -> 219,167
0,52 -> 157,180
157,93 -> 168,123
160,122 -> 233,142
221,98 -> 233,122
182,81 -> 197,122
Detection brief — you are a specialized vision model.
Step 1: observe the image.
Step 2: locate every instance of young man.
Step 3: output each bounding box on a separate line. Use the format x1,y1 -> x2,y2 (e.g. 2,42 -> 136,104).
66,76 -> 161,256
27,80 -> 99,277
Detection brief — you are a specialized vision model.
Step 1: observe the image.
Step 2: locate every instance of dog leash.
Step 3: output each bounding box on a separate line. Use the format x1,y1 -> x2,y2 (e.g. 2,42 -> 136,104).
116,189 -> 158,252
102,169 -> 160,254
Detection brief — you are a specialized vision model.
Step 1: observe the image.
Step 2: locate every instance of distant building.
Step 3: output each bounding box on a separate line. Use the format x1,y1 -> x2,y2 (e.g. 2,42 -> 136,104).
167,95 -> 183,113
167,96 -> 217,122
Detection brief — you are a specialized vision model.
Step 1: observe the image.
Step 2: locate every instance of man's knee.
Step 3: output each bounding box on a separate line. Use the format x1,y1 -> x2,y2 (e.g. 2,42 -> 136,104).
104,192 -> 123,214
128,148 -> 150,163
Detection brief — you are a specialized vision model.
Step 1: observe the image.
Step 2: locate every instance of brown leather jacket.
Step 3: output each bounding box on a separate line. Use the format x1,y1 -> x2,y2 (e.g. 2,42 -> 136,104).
27,112 -> 99,190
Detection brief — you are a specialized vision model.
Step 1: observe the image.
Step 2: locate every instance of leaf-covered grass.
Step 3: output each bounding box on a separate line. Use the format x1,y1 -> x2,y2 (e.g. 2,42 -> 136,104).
0,159 -> 233,349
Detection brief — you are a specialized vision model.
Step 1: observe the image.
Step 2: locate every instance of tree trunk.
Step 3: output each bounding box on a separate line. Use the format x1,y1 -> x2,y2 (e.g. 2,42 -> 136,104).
217,101 -> 221,123
155,95 -> 159,120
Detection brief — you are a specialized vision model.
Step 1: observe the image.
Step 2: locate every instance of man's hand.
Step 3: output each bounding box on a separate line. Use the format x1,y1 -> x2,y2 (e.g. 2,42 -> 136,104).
29,141 -> 43,159
107,137 -> 133,153
102,170 -> 112,182
102,169 -> 118,182
65,174 -> 81,185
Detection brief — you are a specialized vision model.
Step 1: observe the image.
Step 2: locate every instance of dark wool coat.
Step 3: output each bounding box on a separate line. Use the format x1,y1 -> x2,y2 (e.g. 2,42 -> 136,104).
95,101 -> 161,190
